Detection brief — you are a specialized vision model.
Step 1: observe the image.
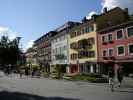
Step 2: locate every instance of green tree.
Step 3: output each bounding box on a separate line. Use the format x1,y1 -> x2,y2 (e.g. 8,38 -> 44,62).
0,35 -> 22,71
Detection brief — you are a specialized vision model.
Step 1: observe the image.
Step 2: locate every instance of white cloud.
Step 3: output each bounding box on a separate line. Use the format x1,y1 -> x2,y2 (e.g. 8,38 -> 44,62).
25,40 -> 34,51
101,0 -> 133,14
86,11 -> 97,20
0,26 -> 19,40
0,27 -> 9,32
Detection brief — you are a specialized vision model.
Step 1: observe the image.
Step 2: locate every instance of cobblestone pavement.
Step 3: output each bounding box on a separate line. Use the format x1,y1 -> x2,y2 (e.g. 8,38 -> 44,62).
0,75 -> 133,100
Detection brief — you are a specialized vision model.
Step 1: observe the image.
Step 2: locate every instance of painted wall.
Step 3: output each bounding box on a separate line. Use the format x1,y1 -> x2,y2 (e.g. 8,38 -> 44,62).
69,24 -> 98,64
98,25 -> 133,61
51,33 -> 69,65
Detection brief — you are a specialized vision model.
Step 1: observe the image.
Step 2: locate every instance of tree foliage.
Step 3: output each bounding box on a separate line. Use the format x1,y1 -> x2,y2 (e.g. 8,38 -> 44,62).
0,35 -> 22,69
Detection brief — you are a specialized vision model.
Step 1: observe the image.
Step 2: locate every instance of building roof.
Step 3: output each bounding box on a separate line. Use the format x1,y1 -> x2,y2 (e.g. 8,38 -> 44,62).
98,20 -> 133,33
34,31 -> 57,44
51,21 -> 80,39
34,21 -> 80,43
70,7 -> 128,33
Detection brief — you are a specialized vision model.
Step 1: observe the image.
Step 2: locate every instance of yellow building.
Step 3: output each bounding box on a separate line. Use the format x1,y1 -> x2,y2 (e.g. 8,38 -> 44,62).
68,7 -> 128,74
68,20 -> 98,74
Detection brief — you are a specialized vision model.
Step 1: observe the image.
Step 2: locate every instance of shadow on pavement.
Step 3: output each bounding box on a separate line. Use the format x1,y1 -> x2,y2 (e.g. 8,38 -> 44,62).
116,90 -> 133,93
0,91 -> 79,100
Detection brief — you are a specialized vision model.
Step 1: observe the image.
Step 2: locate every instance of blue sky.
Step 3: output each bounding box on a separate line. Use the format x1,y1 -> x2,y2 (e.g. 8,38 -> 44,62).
0,0 -> 101,51
0,0 -> 132,51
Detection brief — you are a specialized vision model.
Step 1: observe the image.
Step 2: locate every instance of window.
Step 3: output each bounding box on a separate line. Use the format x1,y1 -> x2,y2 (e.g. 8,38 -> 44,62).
102,35 -> 107,43
82,28 -> 85,34
88,38 -> 95,44
85,26 -> 90,33
55,39 -> 58,42
85,26 -> 89,33
59,47 -> 62,54
108,48 -> 113,56
102,36 -> 105,42
103,49 -> 107,57
63,35 -> 66,40
70,31 -> 77,38
61,47 -> 64,52
117,30 -> 123,39
52,49 -> 55,54
63,45 -> 67,50
55,48 -> 58,54
128,44 -> 133,54
60,36 -> 63,41
108,34 -> 112,41
77,31 -> 81,36
89,25 -> 94,32
71,53 -> 78,60
127,27 -> 133,37
78,50 -> 88,58
88,51 -> 95,57
117,46 -> 125,56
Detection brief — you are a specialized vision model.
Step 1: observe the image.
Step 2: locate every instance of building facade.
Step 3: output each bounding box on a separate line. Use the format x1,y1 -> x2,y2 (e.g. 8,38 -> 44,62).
25,46 -> 37,65
50,22 -> 79,73
68,7 -> 129,74
98,21 -> 133,75
69,21 -> 98,74
34,31 -> 56,72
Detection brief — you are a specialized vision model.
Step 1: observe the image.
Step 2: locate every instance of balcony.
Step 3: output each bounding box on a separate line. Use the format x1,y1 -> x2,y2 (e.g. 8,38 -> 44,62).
108,55 -> 115,60
55,54 -> 66,60
71,38 -> 95,51
70,42 -> 78,50
78,50 -> 88,58
70,53 -> 78,60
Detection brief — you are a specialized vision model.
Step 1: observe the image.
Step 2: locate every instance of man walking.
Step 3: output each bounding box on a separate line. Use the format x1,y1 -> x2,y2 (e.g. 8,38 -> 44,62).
117,67 -> 124,87
108,70 -> 114,85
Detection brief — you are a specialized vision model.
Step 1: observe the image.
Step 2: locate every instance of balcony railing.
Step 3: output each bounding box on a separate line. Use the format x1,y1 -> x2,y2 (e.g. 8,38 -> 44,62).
71,38 -> 94,50
55,54 -> 66,60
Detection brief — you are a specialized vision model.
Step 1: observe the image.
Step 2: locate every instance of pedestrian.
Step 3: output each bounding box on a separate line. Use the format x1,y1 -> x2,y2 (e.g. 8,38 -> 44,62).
117,67 -> 124,87
20,70 -> 23,78
108,69 -> 114,85
25,68 -> 29,79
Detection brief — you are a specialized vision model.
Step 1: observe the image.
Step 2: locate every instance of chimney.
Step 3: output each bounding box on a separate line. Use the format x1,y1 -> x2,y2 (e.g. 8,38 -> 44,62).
124,8 -> 128,14
91,14 -> 97,21
124,8 -> 129,20
103,7 -> 108,13
82,17 -> 88,23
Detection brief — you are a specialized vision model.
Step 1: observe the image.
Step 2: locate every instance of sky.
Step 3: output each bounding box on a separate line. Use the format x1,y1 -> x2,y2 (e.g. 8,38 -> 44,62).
0,0 -> 132,51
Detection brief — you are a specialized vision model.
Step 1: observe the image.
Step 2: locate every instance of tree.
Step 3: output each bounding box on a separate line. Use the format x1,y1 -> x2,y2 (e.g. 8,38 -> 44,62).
0,35 -> 22,71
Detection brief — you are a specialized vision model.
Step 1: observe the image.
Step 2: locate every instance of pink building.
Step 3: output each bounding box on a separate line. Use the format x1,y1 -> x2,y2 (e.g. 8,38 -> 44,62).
98,21 -> 133,75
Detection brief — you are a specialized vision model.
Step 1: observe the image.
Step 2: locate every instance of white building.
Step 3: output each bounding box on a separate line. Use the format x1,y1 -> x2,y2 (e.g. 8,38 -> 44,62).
50,21 -> 79,73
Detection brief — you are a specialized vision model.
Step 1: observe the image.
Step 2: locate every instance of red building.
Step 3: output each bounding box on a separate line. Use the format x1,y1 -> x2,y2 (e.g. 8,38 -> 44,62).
98,21 -> 133,75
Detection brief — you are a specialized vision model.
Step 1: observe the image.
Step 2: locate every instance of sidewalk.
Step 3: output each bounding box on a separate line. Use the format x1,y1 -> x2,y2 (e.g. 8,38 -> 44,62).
121,77 -> 133,88
5,74 -> 133,88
